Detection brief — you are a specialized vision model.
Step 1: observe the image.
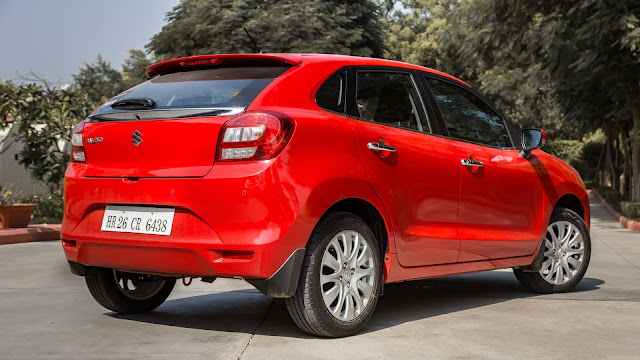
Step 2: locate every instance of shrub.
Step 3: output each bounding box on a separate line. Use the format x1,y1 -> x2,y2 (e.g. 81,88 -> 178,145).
620,201 -> 640,219
544,131 -> 604,182
0,186 -> 23,205
24,192 -> 63,224
582,179 -> 597,190
544,139 -> 588,178
597,186 -> 624,212
580,140 -> 605,181
544,139 -> 583,164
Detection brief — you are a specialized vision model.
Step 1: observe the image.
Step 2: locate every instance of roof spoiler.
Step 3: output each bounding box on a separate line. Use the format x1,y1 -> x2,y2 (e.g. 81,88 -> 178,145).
146,54 -> 303,78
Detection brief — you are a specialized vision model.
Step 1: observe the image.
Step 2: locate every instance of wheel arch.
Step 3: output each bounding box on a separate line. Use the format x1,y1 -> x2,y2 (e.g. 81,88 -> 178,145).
519,192 -> 589,276
320,197 -> 390,256
554,193 -> 585,220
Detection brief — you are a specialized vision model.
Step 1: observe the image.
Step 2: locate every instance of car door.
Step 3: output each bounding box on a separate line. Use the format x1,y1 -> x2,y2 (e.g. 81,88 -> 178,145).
348,69 -> 461,266
423,76 -> 544,261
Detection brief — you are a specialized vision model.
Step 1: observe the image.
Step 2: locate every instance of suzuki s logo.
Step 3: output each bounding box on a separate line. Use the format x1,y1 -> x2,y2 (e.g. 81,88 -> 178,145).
131,130 -> 143,146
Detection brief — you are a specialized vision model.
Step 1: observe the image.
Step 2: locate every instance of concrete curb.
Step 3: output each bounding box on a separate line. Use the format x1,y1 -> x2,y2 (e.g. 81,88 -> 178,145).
589,190 -> 640,231
0,224 -> 61,245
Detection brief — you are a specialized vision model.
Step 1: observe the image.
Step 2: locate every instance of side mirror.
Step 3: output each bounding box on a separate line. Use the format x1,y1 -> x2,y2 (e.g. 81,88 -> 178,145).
519,128 -> 546,159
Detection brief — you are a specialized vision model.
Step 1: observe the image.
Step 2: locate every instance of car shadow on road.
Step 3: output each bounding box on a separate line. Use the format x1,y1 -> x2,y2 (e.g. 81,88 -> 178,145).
362,271 -> 603,334
109,271 -> 604,338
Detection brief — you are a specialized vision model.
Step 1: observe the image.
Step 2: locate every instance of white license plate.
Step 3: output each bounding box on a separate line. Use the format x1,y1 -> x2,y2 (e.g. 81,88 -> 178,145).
101,205 -> 175,236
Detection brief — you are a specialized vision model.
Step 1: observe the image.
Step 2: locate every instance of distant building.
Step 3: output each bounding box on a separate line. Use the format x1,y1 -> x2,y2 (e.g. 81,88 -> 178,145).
0,117 -> 50,196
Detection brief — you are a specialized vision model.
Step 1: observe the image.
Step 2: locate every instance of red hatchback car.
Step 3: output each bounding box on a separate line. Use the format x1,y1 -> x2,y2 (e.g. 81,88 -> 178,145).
62,54 -> 591,337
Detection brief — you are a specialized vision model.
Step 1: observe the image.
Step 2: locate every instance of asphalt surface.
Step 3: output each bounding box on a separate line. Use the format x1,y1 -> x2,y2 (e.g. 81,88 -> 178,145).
1,194 -> 639,360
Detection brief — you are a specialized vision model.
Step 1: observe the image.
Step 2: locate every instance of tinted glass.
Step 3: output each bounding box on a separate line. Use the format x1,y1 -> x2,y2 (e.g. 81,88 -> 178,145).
316,70 -> 346,113
427,78 -> 512,148
93,66 -> 290,116
356,72 -> 426,132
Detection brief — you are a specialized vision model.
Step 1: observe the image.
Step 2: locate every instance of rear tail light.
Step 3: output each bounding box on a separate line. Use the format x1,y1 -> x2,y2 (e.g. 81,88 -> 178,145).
217,111 -> 295,162
71,121 -> 86,163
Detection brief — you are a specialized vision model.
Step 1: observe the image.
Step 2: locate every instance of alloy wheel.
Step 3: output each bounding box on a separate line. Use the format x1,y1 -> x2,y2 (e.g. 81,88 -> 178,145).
320,230 -> 376,321
539,220 -> 585,285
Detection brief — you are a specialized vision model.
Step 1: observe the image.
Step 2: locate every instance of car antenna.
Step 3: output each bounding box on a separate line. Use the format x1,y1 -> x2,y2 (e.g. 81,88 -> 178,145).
243,27 -> 262,54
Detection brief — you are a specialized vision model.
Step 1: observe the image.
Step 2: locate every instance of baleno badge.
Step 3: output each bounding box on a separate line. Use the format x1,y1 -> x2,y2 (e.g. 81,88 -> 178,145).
86,137 -> 103,144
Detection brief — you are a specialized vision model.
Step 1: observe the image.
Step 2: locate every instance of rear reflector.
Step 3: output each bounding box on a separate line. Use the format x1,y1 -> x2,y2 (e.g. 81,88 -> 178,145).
72,151 -> 86,162
220,147 -> 258,160
219,250 -> 254,260
62,239 -> 77,247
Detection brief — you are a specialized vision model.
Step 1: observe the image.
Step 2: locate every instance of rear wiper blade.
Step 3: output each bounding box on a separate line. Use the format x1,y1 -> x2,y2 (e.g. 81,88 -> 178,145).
173,109 -> 231,118
87,107 -> 245,122
111,97 -> 157,110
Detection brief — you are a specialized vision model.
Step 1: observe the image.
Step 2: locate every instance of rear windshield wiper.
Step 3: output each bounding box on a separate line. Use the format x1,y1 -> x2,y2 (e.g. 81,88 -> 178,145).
87,107 -> 245,122
172,109 -> 232,118
111,97 -> 157,110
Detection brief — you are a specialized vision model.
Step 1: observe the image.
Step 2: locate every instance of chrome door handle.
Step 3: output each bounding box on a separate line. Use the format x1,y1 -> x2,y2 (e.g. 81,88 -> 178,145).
461,158 -> 483,167
367,142 -> 396,152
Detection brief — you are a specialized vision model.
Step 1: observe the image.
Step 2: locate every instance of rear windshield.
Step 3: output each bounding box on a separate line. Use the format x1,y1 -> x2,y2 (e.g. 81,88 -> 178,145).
91,66 -> 290,120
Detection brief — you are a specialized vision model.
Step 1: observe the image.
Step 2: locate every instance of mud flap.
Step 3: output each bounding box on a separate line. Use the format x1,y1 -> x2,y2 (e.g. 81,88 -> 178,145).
247,248 -> 306,298
519,239 -> 546,272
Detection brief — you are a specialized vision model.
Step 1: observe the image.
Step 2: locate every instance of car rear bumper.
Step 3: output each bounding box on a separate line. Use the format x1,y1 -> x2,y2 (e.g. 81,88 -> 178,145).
61,159 -> 316,280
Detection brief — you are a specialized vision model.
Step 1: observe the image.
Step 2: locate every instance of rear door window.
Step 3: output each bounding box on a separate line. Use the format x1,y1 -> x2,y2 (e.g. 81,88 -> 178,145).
356,71 -> 427,132
92,66 -> 290,119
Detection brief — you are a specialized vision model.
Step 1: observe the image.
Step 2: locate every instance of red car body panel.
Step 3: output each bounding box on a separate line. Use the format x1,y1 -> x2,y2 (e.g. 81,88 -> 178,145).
62,54 -> 589,287
351,120 -> 461,267
82,117 -> 228,178
63,158 -> 316,279
452,141 -> 545,261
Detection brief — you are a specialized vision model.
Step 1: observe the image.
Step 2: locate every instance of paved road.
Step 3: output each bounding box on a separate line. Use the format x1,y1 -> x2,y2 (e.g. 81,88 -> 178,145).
1,195 -> 639,360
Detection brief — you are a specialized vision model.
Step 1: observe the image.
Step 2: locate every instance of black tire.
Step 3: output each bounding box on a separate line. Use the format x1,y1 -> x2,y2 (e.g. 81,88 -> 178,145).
85,267 -> 176,314
285,212 -> 382,337
514,207 -> 591,293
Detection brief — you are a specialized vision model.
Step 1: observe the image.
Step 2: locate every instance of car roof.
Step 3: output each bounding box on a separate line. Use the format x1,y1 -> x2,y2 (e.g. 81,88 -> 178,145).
146,53 -> 470,88
293,54 -> 470,87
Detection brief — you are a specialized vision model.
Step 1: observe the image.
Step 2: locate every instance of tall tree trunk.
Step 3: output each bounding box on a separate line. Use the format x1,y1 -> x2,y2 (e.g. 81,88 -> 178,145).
605,127 -> 618,190
614,132 -> 619,173
614,129 -> 620,189
596,140 -> 606,186
628,94 -> 640,202
621,125 -> 632,197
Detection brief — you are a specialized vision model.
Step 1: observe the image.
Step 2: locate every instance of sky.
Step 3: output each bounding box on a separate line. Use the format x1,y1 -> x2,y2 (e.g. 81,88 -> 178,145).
0,0 -> 180,85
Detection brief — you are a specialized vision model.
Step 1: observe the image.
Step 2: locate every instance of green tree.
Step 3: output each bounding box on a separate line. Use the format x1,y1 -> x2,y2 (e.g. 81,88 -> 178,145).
434,1 -> 566,131
383,0 -> 458,73
147,0 -> 387,59
385,0 -> 640,200
559,0 -> 640,199
384,1 -> 561,131
415,0 -> 640,198
73,55 -> 125,104
122,49 -> 153,88
0,81 -> 93,193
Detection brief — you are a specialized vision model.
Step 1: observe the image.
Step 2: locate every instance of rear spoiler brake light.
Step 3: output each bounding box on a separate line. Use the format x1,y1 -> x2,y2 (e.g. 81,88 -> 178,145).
146,54 -> 303,78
